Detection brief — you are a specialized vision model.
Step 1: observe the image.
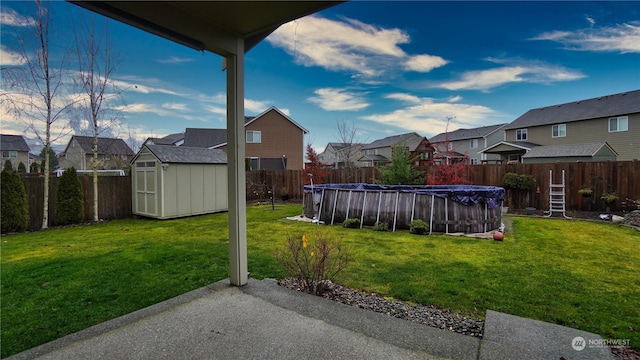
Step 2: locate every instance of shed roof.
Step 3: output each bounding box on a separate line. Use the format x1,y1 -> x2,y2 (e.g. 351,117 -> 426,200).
505,89 -> 640,130
521,142 -> 618,159
0,134 -> 30,152
143,145 -> 227,164
430,124 -> 507,143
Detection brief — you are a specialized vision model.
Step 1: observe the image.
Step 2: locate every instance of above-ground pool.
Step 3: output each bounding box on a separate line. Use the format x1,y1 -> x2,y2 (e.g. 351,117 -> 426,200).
303,183 -> 505,234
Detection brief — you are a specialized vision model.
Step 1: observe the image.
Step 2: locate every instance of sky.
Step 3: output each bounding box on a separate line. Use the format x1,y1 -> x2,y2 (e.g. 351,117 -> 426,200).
1,1 -> 639,155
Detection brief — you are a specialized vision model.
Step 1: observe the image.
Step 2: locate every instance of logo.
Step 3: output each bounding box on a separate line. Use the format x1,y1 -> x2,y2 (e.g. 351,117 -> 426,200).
572,336 -> 586,351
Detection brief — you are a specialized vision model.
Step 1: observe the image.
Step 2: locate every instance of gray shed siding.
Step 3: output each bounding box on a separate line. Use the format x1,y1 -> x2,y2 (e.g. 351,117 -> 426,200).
132,147 -> 228,219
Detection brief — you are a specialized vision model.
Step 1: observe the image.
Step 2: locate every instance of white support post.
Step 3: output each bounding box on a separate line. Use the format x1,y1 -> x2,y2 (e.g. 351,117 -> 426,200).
226,40 -> 248,286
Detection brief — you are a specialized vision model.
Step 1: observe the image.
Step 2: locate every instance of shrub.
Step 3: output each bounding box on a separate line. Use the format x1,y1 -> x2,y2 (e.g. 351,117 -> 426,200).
17,162 -> 26,173
3,160 -> 13,172
501,172 -> 536,191
372,221 -> 389,231
342,218 -> 360,228
1,169 -> 29,233
55,167 -> 85,225
275,230 -> 350,295
410,219 -> 429,235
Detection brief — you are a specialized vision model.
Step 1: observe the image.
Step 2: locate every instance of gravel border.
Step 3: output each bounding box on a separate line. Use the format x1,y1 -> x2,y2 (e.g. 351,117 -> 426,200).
277,278 -> 484,338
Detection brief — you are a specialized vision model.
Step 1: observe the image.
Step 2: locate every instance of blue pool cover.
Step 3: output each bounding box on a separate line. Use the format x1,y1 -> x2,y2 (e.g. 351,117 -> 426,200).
303,183 -> 505,209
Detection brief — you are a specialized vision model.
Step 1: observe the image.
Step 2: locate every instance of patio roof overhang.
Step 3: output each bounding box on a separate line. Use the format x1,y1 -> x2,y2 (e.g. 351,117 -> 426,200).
68,1 -> 342,286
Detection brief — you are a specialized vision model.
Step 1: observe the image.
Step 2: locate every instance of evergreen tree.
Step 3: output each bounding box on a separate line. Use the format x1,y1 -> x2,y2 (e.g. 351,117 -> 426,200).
39,147 -> 58,172
17,162 -> 27,173
3,160 -> 13,172
55,167 -> 84,225
379,142 -> 424,185
1,169 -> 29,233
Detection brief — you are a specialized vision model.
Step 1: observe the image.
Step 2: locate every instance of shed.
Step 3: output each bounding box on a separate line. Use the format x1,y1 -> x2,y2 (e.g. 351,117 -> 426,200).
131,145 -> 228,219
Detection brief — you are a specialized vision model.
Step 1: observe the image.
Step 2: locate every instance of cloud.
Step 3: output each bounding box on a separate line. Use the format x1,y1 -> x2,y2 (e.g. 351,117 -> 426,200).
156,56 -> 195,64
436,58 -> 585,91
404,54 -> 448,73
360,94 -> 497,137
112,76 -> 186,97
204,105 -> 226,116
245,99 -> 271,113
268,15 -> 447,79
307,88 -> 369,111
161,103 -> 188,111
531,22 -> 640,53
0,7 -> 34,27
116,103 -> 199,122
0,45 -> 26,66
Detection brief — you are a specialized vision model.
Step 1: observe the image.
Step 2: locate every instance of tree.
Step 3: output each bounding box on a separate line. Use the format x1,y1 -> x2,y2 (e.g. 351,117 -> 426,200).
1,0 -> 74,229
39,146 -> 58,172
1,169 -> 29,233
304,143 -> 328,185
73,15 -> 123,222
3,160 -> 13,172
17,162 -> 27,173
379,142 -> 424,185
55,167 -> 84,225
335,119 -> 364,180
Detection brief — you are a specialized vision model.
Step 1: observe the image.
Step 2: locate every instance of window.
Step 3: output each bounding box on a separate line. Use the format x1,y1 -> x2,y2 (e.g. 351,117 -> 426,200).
2,151 -> 17,158
552,124 -> 566,138
417,152 -> 430,160
609,116 -> 628,132
470,139 -> 478,149
246,130 -> 261,143
516,129 -> 528,141
470,158 -> 479,165
447,142 -> 453,151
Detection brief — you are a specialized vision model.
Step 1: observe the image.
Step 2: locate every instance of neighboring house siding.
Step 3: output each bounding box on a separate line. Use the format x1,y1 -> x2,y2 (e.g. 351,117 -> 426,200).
64,139 -> 87,170
508,113 -> 639,161
483,130 -> 505,162
246,110 -> 304,169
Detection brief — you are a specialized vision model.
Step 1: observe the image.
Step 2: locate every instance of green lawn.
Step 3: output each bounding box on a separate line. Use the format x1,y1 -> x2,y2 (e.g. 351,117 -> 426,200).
1,204 -> 638,357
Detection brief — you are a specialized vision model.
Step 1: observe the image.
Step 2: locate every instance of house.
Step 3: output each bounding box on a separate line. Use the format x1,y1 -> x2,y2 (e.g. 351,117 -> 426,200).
59,135 -> 135,171
1,134 -> 31,172
521,142 -> 618,163
318,142 -> 365,168
358,132 -> 434,167
142,132 -> 185,147
482,89 -> 640,162
182,107 -> 308,170
131,145 -> 228,219
430,124 -> 507,165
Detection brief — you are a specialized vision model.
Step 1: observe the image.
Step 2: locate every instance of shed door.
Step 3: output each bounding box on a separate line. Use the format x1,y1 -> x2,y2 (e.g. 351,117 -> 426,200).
135,160 -> 157,215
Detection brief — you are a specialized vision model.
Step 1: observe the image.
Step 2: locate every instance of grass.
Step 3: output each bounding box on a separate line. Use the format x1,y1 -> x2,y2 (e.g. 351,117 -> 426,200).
1,204 -> 639,357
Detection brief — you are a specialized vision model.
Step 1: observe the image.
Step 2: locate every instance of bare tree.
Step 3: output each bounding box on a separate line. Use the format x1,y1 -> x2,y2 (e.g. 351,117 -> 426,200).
1,0 -> 74,229
335,119 -> 365,181
73,14 -> 123,222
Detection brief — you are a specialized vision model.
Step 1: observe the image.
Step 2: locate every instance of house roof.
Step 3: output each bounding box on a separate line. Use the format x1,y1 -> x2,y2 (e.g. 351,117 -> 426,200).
362,132 -> 425,151
430,124 -> 507,143
505,89 -> 640,130
0,134 -> 30,152
480,141 -> 540,153
183,129 -> 228,148
521,142 -> 618,159
182,107 -> 306,148
69,136 -> 134,156
157,132 -> 185,145
141,145 -> 227,164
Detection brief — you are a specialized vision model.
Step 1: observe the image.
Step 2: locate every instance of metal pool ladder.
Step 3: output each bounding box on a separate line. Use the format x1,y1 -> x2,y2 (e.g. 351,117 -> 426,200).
546,169 -> 571,219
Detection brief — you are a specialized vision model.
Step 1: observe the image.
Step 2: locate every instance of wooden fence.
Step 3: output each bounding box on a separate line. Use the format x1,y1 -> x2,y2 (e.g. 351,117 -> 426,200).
16,161 -> 638,230
247,161 -> 640,213
21,174 -> 132,230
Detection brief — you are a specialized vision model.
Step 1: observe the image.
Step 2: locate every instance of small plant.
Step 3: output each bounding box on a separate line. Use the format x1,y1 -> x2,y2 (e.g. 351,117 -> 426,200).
410,219 -> 429,235
578,187 -> 593,197
342,218 -> 360,229
275,230 -> 350,295
601,192 -> 618,204
372,221 -> 389,231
